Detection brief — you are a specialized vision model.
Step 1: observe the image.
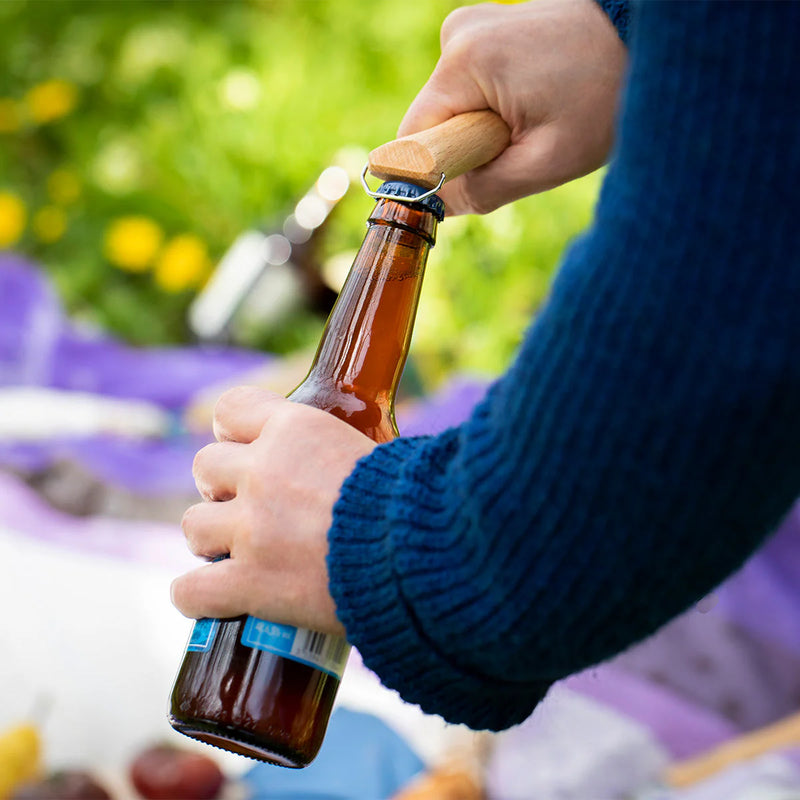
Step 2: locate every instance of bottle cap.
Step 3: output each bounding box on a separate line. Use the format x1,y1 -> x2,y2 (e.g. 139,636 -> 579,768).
376,181 -> 445,221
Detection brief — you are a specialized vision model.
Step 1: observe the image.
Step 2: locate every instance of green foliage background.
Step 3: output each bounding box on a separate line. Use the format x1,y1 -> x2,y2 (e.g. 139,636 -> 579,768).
0,0 -> 601,388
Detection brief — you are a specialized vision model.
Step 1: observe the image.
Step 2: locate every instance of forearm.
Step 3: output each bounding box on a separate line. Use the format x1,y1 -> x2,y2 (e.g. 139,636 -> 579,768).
329,0 -> 800,730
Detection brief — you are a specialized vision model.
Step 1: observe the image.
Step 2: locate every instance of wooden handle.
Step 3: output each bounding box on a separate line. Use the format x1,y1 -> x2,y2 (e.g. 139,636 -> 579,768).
368,110 -> 511,189
664,710 -> 800,788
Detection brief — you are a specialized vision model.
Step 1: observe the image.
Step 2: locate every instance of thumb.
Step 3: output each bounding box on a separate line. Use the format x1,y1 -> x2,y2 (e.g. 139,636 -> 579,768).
396,59 -> 491,139
397,85 -> 460,139
437,125 -> 565,216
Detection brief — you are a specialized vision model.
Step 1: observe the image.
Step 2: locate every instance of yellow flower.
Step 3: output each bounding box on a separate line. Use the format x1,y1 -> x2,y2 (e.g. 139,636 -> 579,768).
154,234 -> 211,292
0,99 -> 21,133
0,191 -> 27,248
25,80 -> 78,125
32,206 -> 67,244
104,216 -> 163,272
47,169 -> 82,205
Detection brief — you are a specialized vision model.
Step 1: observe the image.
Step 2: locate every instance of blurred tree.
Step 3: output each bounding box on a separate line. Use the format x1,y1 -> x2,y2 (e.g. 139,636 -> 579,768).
0,0 -> 599,387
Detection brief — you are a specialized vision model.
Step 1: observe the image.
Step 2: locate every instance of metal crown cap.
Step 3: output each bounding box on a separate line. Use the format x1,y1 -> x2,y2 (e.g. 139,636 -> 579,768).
376,181 -> 445,222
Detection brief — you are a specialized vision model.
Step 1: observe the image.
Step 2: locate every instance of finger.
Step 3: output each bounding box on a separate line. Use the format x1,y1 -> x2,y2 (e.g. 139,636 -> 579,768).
440,128 -> 565,215
212,385 -> 283,443
171,560 -> 282,622
398,4 -> 501,139
438,3 -> 499,49
397,75 -> 489,139
171,557 -> 251,620
192,440 -> 248,501
397,82 -> 463,138
181,500 -> 239,560
396,37 -> 493,139
170,558 -> 346,636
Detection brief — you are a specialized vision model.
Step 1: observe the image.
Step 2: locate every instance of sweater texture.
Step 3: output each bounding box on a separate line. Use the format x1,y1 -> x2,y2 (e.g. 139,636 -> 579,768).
328,0 -> 800,731
595,0 -> 631,43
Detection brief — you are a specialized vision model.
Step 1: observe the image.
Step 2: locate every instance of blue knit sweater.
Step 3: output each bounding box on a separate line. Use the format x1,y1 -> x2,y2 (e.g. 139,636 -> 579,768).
328,0 -> 800,731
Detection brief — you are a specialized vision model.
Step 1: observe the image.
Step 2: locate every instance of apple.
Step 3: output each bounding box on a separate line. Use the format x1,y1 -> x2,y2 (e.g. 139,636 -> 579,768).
129,744 -> 225,800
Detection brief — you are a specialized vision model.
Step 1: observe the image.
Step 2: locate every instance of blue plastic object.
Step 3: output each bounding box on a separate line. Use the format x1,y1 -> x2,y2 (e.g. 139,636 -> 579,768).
241,707 -> 426,800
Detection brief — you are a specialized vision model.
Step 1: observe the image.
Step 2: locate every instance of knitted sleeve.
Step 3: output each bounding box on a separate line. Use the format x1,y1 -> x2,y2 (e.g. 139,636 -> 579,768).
328,0 -> 800,731
594,0 -> 631,43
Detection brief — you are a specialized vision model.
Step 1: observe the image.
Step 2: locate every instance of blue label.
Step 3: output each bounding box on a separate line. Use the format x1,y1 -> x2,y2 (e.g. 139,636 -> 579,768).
187,618 -> 219,652
241,616 -> 297,654
241,615 -> 350,679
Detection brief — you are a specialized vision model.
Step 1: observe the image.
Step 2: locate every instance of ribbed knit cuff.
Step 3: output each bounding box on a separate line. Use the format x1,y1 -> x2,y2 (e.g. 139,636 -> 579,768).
328,437 -> 551,731
594,0 -> 631,43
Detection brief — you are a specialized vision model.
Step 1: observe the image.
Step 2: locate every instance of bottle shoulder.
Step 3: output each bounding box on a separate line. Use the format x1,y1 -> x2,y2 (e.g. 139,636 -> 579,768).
289,379 -> 397,443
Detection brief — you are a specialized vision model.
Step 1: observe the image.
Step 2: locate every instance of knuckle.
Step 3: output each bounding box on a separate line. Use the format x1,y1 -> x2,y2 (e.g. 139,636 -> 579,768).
213,385 -> 256,438
170,577 -> 192,615
440,30 -> 473,70
181,507 -> 214,557
214,385 -> 249,412
180,503 -> 198,534
212,392 -> 236,439
191,443 -> 214,481
212,389 -> 234,421
440,3 -> 498,48
440,5 -> 481,45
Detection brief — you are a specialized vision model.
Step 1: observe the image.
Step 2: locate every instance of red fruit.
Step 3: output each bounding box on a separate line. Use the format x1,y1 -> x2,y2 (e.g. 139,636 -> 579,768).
129,744 -> 225,800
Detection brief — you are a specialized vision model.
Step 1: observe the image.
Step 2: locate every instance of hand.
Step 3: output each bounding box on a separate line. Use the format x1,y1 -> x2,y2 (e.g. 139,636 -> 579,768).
170,385 -> 377,636
399,0 -> 627,215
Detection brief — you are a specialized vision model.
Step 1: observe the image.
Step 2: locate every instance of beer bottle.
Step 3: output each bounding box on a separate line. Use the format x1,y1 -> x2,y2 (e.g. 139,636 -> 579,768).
168,181 -> 444,768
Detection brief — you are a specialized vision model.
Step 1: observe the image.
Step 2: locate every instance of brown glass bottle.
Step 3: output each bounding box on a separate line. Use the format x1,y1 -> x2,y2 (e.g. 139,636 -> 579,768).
168,182 -> 443,768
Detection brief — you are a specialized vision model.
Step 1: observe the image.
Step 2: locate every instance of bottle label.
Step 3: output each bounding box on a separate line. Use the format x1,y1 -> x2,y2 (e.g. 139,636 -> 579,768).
240,615 -> 350,679
187,618 -> 219,652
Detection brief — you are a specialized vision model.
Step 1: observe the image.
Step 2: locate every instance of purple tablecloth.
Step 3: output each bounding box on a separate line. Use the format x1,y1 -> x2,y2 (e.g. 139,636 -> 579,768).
4,251 -> 800,784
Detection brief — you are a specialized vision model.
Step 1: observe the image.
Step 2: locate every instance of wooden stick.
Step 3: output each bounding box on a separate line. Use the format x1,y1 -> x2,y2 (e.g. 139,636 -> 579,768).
664,709 -> 800,788
368,110 -> 511,189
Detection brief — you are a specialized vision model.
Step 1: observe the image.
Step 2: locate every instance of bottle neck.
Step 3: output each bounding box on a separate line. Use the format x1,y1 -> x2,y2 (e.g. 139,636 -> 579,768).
303,199 -> 437,404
